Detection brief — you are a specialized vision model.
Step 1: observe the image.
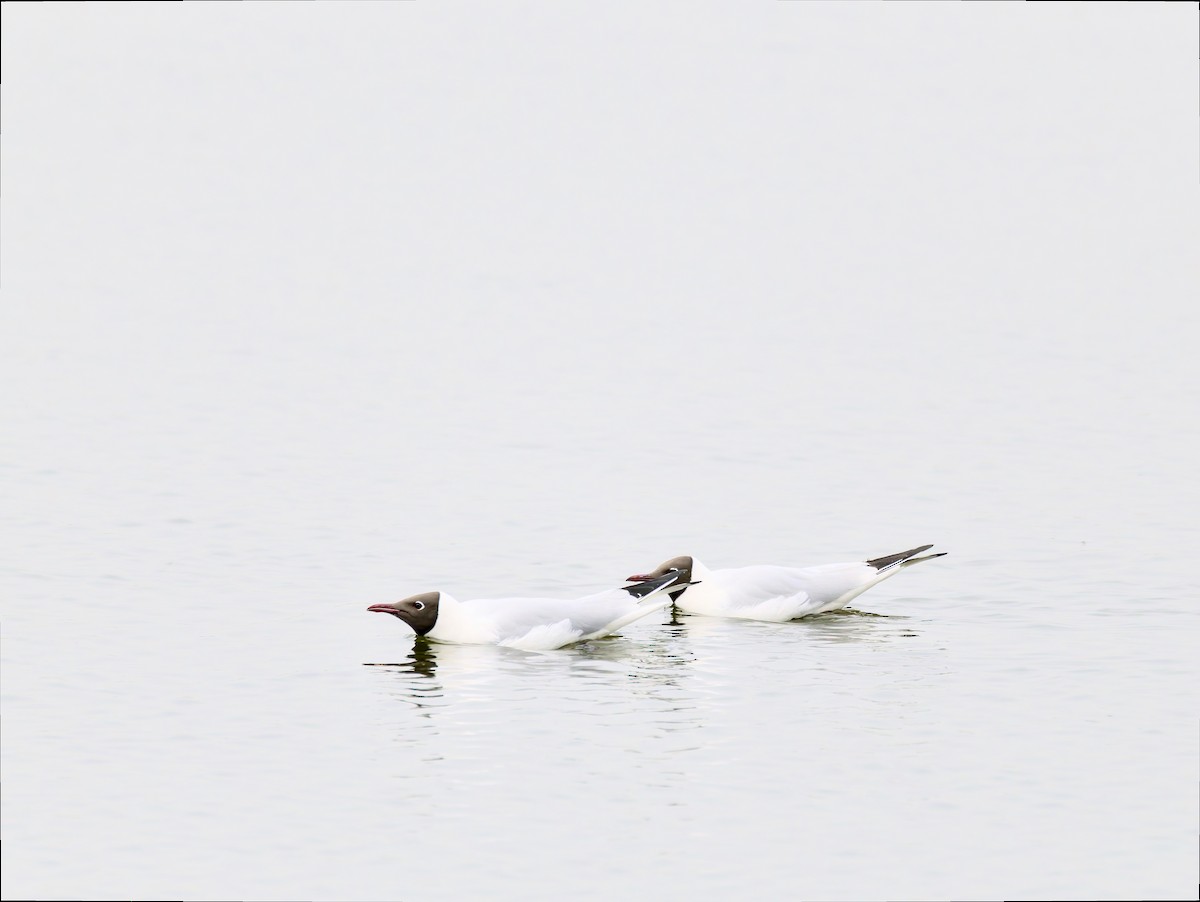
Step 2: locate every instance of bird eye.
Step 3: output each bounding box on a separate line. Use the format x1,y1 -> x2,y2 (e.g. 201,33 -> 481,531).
413,601 -> 425,611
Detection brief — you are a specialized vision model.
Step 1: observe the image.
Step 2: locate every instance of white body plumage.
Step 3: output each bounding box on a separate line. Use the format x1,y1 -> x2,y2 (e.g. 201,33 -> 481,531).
629,546 -> 945,623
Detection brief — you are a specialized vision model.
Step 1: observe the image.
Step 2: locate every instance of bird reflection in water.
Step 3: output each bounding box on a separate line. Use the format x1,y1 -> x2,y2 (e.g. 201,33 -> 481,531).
662,604 -> 921,645
779,606 -> 921,644
365,638 -> 540,713
363,638 -> 447,715
405,637 -> 440,678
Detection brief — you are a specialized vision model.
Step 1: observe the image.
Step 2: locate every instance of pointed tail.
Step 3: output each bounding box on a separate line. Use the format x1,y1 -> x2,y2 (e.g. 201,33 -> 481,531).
621,571 -> 689,600
865,544 -> 947,573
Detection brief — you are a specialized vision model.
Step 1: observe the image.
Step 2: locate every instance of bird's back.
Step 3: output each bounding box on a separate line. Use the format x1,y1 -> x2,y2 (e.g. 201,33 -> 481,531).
685,561 -> 879,619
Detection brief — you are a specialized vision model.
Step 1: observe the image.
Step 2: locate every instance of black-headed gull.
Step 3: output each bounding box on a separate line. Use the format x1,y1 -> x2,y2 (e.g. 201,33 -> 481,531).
367,572 -> 684,650
625,545 -> 945,622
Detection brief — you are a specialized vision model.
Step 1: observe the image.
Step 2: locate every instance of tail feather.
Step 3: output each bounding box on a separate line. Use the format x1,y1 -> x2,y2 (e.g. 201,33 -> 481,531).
621,571 -> 683,599
865,544 -> 941,572
903,552 -> 947,567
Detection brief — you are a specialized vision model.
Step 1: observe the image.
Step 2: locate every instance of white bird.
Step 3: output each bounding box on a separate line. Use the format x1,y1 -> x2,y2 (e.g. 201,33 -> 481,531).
367,572 -> 684,650
625,545 -> 946,622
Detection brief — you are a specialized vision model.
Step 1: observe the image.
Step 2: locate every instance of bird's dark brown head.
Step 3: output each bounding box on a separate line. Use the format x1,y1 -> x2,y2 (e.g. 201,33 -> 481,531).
367,591 -> 440,636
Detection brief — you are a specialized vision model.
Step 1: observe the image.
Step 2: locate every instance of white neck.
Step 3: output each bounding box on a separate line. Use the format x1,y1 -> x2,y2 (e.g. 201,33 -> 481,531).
677,558 -> 728,614
426,593 -> 491,643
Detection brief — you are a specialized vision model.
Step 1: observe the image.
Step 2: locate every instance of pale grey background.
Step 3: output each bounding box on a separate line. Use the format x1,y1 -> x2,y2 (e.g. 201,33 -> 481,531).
2,3 -> 1197,901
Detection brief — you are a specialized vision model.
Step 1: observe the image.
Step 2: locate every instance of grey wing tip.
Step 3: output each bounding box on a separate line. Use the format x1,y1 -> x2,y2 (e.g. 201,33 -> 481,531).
866,544 -> 936,571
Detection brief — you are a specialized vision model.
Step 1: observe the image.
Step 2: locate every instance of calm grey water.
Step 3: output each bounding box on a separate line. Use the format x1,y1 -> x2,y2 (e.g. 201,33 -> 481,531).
3,5 -> 1197,900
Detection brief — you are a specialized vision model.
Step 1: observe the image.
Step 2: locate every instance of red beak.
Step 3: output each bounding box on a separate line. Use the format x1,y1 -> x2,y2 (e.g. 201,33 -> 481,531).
626,573 -> 652,582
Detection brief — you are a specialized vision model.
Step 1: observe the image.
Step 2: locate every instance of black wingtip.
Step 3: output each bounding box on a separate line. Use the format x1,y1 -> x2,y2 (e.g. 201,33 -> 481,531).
866,544 -> 935,571
906,552 -> 947,564
621,571 -> 680,598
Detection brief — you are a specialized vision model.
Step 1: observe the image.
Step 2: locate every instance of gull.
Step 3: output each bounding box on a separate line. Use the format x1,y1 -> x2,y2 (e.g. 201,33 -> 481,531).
626,545 -> 945,622
367,572 -> 683,650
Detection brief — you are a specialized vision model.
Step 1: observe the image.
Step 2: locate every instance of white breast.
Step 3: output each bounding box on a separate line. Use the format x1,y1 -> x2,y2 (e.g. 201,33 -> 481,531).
425,595 -> 501,645
673,560 -> 734,615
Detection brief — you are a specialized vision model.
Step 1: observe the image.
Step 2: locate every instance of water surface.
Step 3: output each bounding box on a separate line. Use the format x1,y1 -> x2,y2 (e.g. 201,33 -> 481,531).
3,4 -> 1196,900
